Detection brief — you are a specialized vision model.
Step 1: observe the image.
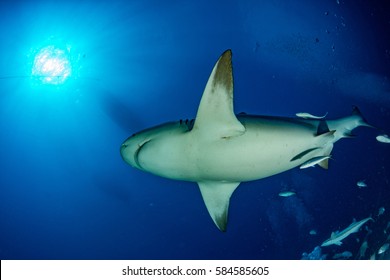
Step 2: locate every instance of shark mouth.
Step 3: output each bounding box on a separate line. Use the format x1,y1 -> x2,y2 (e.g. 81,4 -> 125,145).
133,139 -> 151,170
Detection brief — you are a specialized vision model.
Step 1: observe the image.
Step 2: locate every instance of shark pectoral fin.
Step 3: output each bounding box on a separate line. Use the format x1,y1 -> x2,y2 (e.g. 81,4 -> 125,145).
193,50 -> 245,139
198,181 -> 240,232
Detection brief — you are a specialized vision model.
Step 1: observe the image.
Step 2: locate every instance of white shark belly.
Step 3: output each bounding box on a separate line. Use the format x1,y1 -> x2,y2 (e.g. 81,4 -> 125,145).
193,116 -> 328,182
137,116 -> 331,183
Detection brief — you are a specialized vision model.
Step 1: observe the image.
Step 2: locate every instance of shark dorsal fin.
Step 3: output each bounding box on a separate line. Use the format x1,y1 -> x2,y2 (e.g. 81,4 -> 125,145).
198,181 -> 240,231
193,50 -> 245,139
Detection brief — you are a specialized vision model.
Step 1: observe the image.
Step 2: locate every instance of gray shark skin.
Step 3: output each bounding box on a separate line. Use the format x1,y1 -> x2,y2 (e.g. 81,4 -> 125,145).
120,50 -> 372,231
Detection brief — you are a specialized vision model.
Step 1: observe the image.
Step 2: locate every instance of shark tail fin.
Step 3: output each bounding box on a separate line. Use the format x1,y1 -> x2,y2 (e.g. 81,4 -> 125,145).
352,106 -> 375,129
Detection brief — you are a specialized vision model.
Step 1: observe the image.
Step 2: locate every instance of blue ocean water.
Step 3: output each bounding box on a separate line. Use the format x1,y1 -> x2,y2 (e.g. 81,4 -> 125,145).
0,0 -> 389,260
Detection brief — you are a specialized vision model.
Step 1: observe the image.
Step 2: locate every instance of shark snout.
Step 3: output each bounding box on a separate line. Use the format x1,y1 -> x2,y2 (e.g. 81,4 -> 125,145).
120,137 -> 136,164
120,136 -> 149,169
120,142 -> 127,152
120,143 -> 129,161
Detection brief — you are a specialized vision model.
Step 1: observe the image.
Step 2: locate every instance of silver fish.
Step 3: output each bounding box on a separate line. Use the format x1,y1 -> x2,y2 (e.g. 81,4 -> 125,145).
300,156 -> 331,169
378,243 -> 389,254
357,180 -> 367,188
278,190 -> 296,197
296,112 -> 328,119
376,134 -> 390,143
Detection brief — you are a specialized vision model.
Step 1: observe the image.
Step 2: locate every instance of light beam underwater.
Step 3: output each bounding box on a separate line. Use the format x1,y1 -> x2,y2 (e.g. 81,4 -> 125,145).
31,45 -> 72,85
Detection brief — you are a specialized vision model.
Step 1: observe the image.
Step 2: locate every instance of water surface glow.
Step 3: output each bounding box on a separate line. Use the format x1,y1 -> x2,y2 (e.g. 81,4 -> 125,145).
32,45 -> 71,85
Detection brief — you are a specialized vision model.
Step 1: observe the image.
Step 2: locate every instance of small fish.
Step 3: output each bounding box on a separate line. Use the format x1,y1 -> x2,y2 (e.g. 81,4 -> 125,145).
357,241 -> 368,259
378,207 -> 385,216
357,180 -> 368,188
296,112 -> 328,119
385,222 -> 390,234
378,243 -> 389,254
333,251 -> 352,259
309,229 -> 317,235
278,190 -> 296,197
376,134 -> 390,143
321,217 -> 373,247
300,156 -> 331,169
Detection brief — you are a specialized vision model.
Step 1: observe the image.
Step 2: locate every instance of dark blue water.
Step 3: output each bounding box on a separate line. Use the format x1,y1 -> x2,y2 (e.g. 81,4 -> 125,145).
1,0 -> 389,260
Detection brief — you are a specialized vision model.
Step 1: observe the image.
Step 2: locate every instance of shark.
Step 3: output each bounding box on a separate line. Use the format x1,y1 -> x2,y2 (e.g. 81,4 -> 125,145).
321,217 -> 374,247
120,50 -> 372,231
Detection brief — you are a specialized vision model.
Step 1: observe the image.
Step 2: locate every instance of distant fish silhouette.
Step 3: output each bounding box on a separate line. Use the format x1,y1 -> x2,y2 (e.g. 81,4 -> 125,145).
278,190 -> 296,197
378,207 -> 385,216
357,180 -> 368,188
321,217 -> 373,246
332,251 -> 352,259
378,243 -> 389,255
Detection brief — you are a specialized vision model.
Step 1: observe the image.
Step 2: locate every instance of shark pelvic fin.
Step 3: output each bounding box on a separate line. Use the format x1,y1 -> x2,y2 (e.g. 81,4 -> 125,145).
193,50 -> 245,139
315,130 -> 335,144
198,181 -> 240,231
318,144 -> 333,169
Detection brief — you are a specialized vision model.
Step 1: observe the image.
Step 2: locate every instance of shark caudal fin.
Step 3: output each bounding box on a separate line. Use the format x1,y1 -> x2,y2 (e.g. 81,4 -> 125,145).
352,106 -> 375,129
326,106 -> 375,141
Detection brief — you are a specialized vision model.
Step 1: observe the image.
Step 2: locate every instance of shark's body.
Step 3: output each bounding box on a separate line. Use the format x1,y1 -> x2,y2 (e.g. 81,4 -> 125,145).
321,217 -> 373,247
120,50 -> 372,231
